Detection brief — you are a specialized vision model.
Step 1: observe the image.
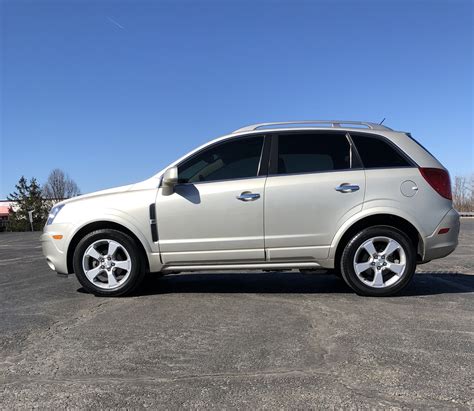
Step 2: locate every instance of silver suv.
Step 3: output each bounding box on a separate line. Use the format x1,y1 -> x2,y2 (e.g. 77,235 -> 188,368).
41,120 -> 460,297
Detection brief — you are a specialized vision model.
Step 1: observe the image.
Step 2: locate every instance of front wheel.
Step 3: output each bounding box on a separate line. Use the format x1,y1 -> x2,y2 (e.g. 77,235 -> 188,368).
340,226 -> 416,297
73,229 -> 146,297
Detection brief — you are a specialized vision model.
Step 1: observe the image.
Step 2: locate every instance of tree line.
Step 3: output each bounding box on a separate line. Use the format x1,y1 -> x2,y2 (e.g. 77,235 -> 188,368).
6,169 -> 80,231
452,175 -> 473,213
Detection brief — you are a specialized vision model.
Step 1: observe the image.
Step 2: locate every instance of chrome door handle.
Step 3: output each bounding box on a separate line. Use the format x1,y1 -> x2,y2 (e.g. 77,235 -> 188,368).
236,192 -> 260,201
335,184 -> 360,193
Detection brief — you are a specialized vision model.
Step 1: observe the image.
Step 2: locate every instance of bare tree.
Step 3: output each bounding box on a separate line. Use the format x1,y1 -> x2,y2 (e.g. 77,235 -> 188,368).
43,169 -> 81,202
452,174 -> 473,212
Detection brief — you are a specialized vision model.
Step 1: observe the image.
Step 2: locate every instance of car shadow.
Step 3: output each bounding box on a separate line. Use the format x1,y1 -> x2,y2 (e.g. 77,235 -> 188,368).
129,271 -> 474,297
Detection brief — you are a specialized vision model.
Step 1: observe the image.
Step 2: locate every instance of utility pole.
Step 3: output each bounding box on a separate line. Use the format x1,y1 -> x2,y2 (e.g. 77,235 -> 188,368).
28,210 -> 34,232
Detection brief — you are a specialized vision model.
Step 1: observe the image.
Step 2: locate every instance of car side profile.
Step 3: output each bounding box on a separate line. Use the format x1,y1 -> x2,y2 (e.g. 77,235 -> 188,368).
41,120 -> 460,297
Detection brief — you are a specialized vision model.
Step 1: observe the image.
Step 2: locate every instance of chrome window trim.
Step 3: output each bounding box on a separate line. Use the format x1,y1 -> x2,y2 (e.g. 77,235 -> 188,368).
172,175 -> 267,187
266,167 -> 364,179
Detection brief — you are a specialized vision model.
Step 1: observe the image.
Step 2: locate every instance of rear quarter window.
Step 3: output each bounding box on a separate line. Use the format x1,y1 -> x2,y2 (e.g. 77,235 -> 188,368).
350,134 -> 412,168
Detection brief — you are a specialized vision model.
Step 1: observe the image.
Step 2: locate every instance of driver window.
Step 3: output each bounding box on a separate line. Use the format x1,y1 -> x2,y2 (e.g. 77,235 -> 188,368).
177,136 -> 264,183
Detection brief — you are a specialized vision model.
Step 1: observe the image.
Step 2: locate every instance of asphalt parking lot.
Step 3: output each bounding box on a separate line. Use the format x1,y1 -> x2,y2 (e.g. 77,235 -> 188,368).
1,221 -> 473,408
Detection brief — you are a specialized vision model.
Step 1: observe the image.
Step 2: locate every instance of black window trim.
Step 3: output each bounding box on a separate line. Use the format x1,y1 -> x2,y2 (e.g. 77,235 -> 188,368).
172,133 -> 269,186
347,131 -> 419,169
257,134 -> 271,176
267,130 -> 363,177
346,132 -> 363,169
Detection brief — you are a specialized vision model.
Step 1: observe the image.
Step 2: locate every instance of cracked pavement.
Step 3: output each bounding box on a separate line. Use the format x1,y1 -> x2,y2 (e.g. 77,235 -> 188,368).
0,221 -> 473,408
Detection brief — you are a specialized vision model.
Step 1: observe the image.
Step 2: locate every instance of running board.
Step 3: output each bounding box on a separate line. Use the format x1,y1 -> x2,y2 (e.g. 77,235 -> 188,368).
161,262 -> 321,272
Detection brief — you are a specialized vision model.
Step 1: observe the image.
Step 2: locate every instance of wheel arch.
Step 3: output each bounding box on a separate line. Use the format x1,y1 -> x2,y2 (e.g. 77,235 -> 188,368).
331,213 -> 424,270
66,220 -> 151,274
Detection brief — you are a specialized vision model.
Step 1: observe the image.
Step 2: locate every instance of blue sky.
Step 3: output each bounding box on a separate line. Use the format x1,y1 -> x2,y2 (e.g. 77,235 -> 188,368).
1,0 -> 472,198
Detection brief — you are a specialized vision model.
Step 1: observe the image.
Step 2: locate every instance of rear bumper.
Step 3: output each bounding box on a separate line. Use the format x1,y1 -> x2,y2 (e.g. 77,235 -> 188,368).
422,208 -> 460,262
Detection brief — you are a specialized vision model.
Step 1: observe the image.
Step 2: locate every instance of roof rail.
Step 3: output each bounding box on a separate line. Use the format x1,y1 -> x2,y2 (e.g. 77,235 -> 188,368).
232,120 -> 392,133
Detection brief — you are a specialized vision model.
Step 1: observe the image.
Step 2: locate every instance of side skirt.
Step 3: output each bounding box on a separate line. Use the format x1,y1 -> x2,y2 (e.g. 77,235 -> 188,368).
161,261 -> 321,273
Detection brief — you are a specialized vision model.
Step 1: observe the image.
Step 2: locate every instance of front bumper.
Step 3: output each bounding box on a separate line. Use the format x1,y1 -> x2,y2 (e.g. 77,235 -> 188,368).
40,230 -> 70,275
422,208 -> 460,262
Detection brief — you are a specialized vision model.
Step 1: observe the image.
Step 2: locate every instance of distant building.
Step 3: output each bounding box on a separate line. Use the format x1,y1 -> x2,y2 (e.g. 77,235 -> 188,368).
0,200 -> 15,231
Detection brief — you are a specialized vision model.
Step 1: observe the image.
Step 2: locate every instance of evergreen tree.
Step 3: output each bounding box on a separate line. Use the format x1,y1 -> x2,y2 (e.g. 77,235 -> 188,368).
7,176 -> 49,231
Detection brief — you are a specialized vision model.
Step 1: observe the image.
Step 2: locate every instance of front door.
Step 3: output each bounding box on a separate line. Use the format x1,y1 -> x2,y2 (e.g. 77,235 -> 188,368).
264,131 -> 366,261
156,135 -> 268,265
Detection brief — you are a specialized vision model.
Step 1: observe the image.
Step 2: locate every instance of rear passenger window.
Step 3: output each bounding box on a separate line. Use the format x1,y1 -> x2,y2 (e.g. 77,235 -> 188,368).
351,134 -> 411,168
277,133 -> 351,174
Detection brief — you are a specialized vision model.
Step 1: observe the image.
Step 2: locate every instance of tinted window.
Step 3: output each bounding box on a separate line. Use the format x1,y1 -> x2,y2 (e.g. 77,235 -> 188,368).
351,134 -> 411,168
277,133 -> 351,174
178,136 -> 263,183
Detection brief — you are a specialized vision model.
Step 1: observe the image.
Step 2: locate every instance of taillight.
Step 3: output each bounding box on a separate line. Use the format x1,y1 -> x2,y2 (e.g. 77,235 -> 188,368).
419,167 -> 452,200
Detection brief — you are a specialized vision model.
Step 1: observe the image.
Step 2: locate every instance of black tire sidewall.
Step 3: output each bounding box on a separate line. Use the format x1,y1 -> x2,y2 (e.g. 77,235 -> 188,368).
73,229 -> 144,297
340,226 -> 416,297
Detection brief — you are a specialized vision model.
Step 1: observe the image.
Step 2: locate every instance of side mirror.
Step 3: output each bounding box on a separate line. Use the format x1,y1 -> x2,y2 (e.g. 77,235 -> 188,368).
163,166 -> 178,186
161,166 -> 178,195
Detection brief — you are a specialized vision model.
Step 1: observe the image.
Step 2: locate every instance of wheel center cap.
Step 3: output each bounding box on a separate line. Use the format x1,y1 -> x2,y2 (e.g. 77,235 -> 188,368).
374,255 -> 384,265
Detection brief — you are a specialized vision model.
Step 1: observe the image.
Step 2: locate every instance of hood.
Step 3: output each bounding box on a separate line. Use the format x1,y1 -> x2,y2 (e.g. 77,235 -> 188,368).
57,175 -> 160,207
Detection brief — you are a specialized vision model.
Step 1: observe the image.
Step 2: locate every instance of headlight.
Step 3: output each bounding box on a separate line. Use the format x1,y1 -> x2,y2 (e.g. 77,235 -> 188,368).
47,204 -> 65,225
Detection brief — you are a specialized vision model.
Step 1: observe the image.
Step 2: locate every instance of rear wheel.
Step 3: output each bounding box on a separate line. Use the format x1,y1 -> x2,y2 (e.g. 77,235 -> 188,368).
340,226 -> 416,296
73,229 -> 146,296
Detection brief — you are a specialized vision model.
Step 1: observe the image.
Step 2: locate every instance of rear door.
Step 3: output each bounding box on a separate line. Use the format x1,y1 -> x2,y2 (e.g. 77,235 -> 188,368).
264,131 -> 366,261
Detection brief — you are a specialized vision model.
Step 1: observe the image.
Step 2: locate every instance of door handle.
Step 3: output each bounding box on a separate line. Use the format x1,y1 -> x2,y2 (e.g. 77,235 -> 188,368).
236,192 -> 261,201
335,184 -> 360,193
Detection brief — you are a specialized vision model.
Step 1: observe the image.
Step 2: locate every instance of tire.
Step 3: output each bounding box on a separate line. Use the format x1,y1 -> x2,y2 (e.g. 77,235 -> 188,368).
73,229 -> 146,297
340,225 -> 416,297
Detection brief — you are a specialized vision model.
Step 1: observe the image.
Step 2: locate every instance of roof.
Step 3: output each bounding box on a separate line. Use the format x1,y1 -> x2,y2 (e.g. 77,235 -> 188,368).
0,206 -> 11,217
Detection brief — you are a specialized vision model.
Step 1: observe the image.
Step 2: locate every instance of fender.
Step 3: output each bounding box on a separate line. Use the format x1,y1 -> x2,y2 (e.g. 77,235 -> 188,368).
328,205 -> 426,260
65,209 -> 162,273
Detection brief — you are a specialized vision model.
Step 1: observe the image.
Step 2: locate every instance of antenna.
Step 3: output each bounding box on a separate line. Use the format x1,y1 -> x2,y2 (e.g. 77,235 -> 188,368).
379,118 -> 386,125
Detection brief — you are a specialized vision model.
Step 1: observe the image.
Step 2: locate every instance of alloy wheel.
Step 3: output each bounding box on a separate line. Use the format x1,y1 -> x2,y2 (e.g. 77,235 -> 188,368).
353,236 -> 407,289
82,239 -> 132,289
